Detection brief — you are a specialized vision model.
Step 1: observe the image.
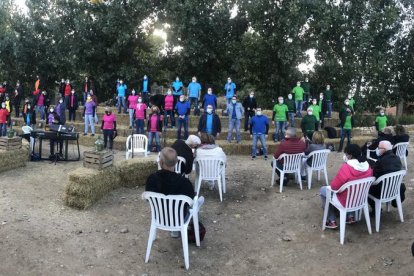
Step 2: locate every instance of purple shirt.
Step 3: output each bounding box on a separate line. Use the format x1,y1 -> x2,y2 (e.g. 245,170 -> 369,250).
84,101 -> 96,115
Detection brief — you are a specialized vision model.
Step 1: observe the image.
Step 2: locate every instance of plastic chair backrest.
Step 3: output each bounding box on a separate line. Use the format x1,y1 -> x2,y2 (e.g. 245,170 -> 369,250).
307,149 -> 330,169
196,158 -> 225,179
336,177 -> 376,209
393,142 -> 408,159
22,126 -> 33,134
279,153 -> 304,172
142,192 -> 193,229
373,170 -> 406,201
175,156 -> 186,174
127,134 -> 147,152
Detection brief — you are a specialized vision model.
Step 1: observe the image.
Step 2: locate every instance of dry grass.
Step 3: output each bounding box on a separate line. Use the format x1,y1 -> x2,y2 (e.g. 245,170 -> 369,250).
0,146 -> 29,174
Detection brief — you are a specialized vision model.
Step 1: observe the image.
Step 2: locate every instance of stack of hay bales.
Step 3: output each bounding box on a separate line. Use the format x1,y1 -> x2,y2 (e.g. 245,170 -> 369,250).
63,158 -> 158,209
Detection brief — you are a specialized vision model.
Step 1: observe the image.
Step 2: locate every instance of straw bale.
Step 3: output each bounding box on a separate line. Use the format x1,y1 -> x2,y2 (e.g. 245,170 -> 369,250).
0,146 -> 29,174
118,158 -> 158,188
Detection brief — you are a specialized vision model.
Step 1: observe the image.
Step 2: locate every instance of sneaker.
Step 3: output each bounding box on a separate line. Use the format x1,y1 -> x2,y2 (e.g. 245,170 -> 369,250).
346,216 -> 356,224
83,133 -> 87,136
91,134 -> 95,137
251,156 -> 256,160
264,155 -> 268,160
325,220 -> 338,229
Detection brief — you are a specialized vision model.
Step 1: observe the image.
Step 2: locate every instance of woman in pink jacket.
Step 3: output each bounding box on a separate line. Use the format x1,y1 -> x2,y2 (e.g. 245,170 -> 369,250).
127,89 -> 139,129
320,144 -> 373,229
164,88 -> 175,128
134,96 -> 147,134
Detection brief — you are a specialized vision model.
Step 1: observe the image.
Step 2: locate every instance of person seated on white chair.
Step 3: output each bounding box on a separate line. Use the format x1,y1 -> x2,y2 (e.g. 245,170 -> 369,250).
171,134 -> 201,175
320,144 -> 373,229
301,131 -> 326,178
194,133 -> 227,190
145,147 -> 201,238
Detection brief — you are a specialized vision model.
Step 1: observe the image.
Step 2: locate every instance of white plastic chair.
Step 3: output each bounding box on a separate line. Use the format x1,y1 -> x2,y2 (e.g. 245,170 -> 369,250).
366,148 -> 377,162
322,177 -> 375,245
142,192 -> 203,270
126,134 -> 148,159
271,153 -> 304,193
157,154 -> 188,176
305,149 -> 330,189
368,170 -> 406,232
194,157 -> 226,201
393,142 -> 408,170
22,126 -> 35,152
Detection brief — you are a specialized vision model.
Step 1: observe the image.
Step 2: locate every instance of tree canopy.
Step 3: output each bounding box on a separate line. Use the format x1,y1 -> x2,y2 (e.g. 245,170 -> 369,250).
0,0 -> 413,112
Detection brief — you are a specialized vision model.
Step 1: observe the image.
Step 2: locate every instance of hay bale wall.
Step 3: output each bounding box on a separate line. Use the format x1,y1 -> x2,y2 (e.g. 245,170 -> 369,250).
0,146 -> 29,174
63,158 -> 158,209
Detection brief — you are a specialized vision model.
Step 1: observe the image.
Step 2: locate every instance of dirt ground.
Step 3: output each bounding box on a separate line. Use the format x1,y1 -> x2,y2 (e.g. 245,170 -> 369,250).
0,144 -> 413,276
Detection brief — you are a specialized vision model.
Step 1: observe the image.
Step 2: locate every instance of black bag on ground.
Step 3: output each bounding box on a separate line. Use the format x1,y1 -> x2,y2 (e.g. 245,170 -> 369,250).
324,126 -> 337,139
187,220 -> 206,243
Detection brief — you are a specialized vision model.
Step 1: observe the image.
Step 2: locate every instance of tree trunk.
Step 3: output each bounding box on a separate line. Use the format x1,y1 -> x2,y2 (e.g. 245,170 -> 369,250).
396,98 -> 404,119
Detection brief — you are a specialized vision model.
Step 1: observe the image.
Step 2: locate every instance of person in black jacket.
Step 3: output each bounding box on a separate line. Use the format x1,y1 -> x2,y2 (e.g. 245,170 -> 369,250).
368,140 -> 404,211
242,91 -> 257,132
362,127 -> 394,160
318,92 -> 328,128
393,124 -> 409,156
171,135 -> 201,175
66,89 -> 79,122
57,78 -> 65,99
197,104 -> 221,137
12,81 -> 22,117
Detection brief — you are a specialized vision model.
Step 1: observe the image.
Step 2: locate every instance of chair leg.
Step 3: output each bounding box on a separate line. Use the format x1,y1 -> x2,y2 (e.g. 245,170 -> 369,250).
307,168 -> 312,190
322,200 -> 329,230
196,177 -> 202,197
403,157 -> 407,170
396,196 -> 404,222
297,171 -> 303,190
181,228 -> 190,270
364,205 -> 372,234
279,172 -> 284,193
218,179 -> 223,202
222,171 -> 226,194
324,169 -> 329,186
271,168 -> 275,187
193,214 -> 201,247
375,200 -> 381,232
145,225 -> 156,263
339,210 -> 346,245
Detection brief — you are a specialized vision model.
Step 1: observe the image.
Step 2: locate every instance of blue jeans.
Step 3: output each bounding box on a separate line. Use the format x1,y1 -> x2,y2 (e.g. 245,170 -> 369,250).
35,105 -> 45,121
84,114 -> 95,134
148,132 -> 161,152
295,101 -> 303,116
227,118 -> 241,142
252,134 -> 268,157
189,97 -> 199,112
288,112 -> 295,127
327,100 -> 332,118
135,119 -> 145,134
117,96 -> 127,113
0,123 -> 7,136
226,98 -> 232,105
177,117 -> 189,139
164,110 -> 175,127
339,128 -> 352,150
275,121 -> 286,141
128,108 -> 135,127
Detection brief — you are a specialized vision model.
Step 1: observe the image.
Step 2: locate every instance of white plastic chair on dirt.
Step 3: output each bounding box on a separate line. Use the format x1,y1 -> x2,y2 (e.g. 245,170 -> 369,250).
393,142 -> 409,170
194,157 -> 226,201
142,192 -> 203,270
126,134 -> 147,159
271,153 -> 304,193
368,170 -> 406,232
305,149 -> 330,189
322,177 -> 375,245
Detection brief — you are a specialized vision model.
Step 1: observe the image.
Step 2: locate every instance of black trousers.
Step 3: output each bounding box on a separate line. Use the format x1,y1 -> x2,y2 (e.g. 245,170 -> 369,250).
68,109 -> 76,121
244,111 -> 254,131
103,129 -> 114,150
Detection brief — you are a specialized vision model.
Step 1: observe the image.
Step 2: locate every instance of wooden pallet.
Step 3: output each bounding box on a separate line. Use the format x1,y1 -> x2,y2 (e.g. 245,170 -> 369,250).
83,150 -> 113,170
0,137 -> 22,151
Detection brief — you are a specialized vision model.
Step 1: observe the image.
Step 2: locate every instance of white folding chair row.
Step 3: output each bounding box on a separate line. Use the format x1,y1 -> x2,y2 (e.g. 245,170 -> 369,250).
126,134 -> 148,159
305,149 -> 330,189
142,192 -> 204,270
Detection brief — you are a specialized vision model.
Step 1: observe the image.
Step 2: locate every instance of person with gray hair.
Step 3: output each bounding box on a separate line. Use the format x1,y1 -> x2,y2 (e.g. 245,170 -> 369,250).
368,140 -> 405,211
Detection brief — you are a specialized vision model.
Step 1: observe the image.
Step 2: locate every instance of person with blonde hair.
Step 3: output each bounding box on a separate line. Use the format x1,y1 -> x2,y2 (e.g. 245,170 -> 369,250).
301,131 -> 326,177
